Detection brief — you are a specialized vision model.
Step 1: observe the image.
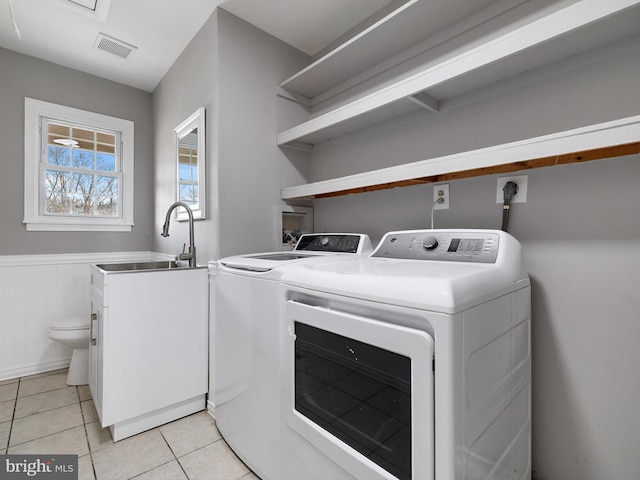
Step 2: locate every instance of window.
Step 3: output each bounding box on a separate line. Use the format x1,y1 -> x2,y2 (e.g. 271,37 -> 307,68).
178,136 -> 198,205
24,98 -> 134,231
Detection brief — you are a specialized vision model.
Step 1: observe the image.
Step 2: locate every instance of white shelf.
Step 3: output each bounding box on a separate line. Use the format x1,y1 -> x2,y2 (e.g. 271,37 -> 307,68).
279,0 -> 500,99
277,0 -> 640,149
280,116 -> 640,200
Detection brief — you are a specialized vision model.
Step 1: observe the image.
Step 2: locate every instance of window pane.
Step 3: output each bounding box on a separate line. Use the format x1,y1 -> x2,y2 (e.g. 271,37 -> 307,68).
45,170 -> 71,214
96,153 -> 116,172
71,193 -> 93,215
70,173 -> 94,196
179,164 -> 195,181
47,146 -> 70,166
97,132 -> 116,155
96,131 -> 114,144
97,197 -> 118,216
96,175 -> 118,197
179,184 -> 198,204
72,149 -> 96,169
45,170 -> 70,194
48,123 -> 70,138
45,193 -> 70,214
95,176 -> 119,217
72,128 -> 94,141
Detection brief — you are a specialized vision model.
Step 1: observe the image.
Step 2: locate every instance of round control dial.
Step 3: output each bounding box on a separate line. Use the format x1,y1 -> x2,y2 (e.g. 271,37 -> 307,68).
422,236 -> 439,251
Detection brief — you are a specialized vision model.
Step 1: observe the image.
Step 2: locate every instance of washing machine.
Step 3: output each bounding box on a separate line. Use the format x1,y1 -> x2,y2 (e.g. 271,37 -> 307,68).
279,229 -> 531,480
213,233 -> 372,479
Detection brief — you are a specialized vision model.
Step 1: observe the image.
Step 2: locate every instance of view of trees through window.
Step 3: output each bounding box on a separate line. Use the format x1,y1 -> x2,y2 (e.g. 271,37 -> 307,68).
45,122 -> 119,216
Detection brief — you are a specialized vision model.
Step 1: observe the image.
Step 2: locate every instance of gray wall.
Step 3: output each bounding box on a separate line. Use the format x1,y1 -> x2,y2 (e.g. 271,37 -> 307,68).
152,9 -> 309,262
216,9 -> 310,259
152,9 -> 219,263
310,40 -> 640,480
0,47 -> 154,255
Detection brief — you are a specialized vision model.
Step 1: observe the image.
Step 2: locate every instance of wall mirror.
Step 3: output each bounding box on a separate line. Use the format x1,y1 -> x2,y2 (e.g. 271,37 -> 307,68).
175,107 -> 205,220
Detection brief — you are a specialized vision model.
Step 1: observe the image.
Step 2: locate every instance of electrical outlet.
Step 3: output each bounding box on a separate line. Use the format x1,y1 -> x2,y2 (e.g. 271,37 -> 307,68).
496,175 -> 528,203
433,183 -> 449,210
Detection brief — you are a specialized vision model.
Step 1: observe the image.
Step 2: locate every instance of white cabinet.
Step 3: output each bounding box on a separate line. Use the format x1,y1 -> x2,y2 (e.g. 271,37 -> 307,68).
88,300 -> 104,419
89,265 -> 208,441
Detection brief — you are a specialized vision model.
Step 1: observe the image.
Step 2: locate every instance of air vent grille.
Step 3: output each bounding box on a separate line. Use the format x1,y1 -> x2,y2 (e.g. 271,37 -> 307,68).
94,33 -> 137,59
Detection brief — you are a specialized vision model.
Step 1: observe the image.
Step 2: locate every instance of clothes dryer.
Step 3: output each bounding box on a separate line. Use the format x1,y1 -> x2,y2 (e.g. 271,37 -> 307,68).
213,234 -> 372,479
280,229 -> 531,480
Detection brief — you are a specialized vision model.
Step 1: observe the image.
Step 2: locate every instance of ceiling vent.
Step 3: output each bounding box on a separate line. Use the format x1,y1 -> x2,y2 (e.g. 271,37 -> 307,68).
94,33 -> 137,59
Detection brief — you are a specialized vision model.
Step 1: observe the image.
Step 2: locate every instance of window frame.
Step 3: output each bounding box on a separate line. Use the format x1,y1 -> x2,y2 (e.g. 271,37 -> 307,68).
24,98 -> 134,232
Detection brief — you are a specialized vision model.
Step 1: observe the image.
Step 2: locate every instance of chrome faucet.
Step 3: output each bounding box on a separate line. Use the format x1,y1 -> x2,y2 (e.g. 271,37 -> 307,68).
161,202 -> 196,267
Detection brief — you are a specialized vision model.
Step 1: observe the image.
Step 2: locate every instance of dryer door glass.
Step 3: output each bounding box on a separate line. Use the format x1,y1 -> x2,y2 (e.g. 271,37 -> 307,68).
285,300 -> 435,480
295,322 -> 411,479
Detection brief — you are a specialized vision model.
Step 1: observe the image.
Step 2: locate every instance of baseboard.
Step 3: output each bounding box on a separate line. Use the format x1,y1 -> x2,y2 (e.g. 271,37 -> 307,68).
0,357 -> 71,382
110,395 -> 206,442
207,399 -> 216,419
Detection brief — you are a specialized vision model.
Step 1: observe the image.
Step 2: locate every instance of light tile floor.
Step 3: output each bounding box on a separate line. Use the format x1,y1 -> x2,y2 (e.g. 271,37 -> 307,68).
0,369 -> 258,480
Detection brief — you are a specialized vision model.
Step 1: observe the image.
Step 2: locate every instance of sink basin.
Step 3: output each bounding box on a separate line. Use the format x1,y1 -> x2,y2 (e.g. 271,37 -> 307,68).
96,261 -> 187,272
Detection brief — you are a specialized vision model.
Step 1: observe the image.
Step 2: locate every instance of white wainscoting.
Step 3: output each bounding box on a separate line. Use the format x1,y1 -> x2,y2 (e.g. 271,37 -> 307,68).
0,251 -> 174,381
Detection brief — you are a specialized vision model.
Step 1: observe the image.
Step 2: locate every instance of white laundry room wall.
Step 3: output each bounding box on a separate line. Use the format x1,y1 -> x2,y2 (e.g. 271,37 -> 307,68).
308,36 -> 640,480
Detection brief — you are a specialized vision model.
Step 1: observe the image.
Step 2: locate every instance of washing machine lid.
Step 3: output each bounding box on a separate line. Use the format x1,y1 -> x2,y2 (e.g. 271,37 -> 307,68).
50,316 -> 89,330
281,229 -> 529,313
218,233 -> 373,273
219,252 -> 322,273
283,257 -> 520,313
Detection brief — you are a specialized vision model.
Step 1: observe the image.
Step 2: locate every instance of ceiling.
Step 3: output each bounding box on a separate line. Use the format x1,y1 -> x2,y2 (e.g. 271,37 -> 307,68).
0,0 -> 394,92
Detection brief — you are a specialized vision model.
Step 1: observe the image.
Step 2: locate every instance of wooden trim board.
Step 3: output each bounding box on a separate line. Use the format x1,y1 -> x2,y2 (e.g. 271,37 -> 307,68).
312,142 -> 640,198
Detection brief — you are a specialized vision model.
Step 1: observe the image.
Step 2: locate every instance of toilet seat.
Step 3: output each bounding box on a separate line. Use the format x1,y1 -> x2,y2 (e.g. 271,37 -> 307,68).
50,316 -> 89,331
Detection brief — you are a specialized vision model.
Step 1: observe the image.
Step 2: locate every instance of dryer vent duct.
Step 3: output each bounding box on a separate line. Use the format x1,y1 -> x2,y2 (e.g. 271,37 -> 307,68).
94,33 -> 137,59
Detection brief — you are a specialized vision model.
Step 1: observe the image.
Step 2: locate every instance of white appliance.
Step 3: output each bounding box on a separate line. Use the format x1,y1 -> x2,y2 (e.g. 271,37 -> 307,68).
280,229 -> 531,480
213,233 -> 372,479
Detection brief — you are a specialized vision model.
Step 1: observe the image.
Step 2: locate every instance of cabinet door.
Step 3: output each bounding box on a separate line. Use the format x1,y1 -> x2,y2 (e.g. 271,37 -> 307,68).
89,295 -> 105,424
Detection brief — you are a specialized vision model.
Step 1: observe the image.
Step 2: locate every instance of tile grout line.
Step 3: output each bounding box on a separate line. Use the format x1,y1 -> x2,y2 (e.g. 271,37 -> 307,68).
5,376 -> 21,452
157,429 -> 191,480
77,385 -> 99,480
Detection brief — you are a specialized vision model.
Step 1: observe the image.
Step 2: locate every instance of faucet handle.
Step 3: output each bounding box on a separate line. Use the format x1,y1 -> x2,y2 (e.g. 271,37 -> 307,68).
182,243 -> 186,254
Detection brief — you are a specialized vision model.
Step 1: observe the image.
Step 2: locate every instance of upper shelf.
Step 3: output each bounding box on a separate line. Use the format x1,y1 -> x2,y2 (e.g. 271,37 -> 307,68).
279,0 -> 500,100
277,0 -> 640,149
280,116 -> 640,200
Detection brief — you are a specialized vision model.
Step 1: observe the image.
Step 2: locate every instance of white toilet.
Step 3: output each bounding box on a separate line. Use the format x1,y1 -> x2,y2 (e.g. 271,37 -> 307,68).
48,316 -> 90,385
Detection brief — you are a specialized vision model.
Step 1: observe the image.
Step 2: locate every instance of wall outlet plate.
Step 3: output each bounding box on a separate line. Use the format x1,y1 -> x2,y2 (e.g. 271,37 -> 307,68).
496,175 -> 528,203
433,183 -> 449,210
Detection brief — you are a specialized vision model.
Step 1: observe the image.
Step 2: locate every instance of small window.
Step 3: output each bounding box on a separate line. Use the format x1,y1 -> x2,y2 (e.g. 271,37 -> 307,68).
24,98 -> 134,231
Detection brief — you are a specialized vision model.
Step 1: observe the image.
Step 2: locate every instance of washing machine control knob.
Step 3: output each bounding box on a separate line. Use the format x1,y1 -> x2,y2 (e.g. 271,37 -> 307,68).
320,236 -> 329,246
422,236 -> 439,251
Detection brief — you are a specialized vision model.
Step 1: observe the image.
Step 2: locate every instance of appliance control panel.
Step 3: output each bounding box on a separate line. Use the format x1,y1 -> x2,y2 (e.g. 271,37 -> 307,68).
372,230 -> 500,263
294,234 -> 372,254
